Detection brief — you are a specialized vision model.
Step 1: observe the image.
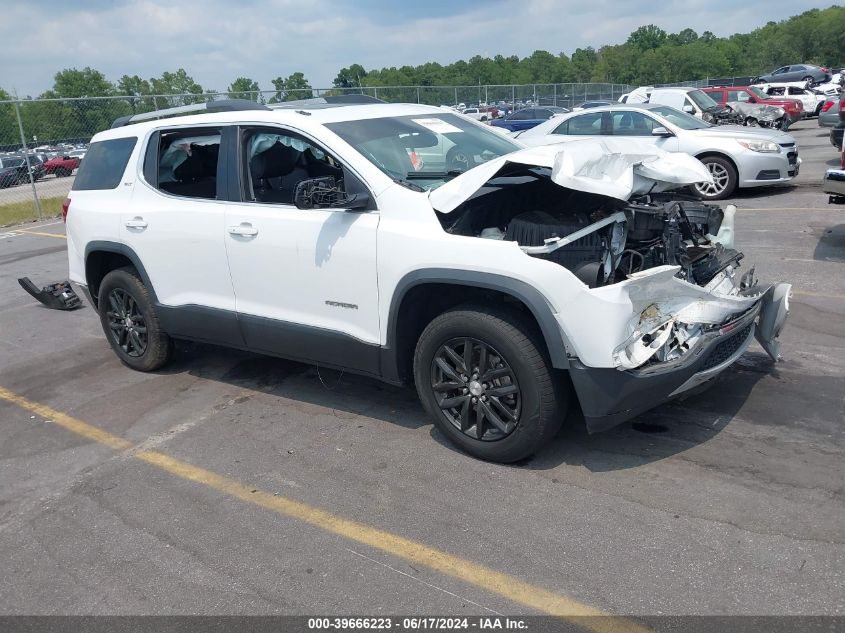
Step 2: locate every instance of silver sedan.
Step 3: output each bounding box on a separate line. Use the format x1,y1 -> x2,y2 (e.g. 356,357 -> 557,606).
514,104 -> 800,200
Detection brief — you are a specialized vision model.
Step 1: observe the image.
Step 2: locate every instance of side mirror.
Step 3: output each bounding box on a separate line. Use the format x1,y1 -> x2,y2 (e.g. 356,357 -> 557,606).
651,126 -> 673,137
293,176 -> 370,211
682,105 -> 695,114
748,97 -> 756,103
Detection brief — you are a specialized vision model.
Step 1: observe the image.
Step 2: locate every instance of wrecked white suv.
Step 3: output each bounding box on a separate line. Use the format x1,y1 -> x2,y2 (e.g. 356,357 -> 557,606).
65,97 -> 790,463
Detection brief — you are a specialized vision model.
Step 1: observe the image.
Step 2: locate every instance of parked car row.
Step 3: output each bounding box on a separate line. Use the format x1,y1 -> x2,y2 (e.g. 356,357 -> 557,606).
0,145 -> 87,187
512,103 -> 799,200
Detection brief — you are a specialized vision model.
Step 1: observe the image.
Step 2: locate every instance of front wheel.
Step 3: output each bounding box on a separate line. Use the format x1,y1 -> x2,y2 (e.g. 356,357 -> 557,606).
693,156 -> 738,201
98,267 -> 173,371
414,306 -> 565,463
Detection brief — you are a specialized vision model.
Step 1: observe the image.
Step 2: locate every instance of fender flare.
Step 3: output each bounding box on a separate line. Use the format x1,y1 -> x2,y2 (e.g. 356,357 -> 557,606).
385,269 -> 571,374
84,241 -> 158,304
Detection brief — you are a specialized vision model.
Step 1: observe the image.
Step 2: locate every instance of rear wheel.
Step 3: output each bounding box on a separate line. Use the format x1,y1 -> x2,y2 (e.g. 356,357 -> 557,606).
56,167 -> 71,177
694,156 -> 737,201
414,306 -> 565,463
98,267 -> 173,372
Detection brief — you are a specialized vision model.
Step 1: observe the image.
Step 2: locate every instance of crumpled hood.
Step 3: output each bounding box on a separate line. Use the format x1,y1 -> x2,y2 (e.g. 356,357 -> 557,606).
429,138 -> 713,213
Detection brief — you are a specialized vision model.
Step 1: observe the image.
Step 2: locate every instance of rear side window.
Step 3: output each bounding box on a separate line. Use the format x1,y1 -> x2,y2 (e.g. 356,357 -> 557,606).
566,112 -> 604,135
149,128 -> 221,200
71,137 -> 136,191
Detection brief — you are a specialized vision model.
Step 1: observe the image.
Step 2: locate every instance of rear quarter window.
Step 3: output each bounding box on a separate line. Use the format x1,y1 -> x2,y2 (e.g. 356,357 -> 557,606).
72,137 -> 137,191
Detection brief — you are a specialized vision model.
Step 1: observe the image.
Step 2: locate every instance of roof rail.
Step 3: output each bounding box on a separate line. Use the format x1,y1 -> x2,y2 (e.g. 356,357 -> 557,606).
269,94 -> 386,109
110,99 -> 271,128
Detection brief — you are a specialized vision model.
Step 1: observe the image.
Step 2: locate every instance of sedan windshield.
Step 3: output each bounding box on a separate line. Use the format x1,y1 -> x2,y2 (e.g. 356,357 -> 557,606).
647,106 -> 712,130
326,113 -> 520,190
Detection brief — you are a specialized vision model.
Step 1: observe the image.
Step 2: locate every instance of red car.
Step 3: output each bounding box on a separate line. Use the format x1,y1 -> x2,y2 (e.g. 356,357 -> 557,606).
43,155 -> 80,177
702,86 -> 804,125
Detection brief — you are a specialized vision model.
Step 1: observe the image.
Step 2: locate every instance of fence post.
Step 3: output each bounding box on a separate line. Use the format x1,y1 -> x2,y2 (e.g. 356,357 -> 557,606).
14,102 -> 44,221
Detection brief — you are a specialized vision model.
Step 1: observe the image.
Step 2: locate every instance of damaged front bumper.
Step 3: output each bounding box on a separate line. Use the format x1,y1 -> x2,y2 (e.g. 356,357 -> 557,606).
567,280 -> 790,433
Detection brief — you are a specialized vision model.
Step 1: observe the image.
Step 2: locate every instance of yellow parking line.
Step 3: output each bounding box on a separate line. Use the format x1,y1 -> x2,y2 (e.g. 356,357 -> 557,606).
0,385 -> 649,632
16,229 -> 66,239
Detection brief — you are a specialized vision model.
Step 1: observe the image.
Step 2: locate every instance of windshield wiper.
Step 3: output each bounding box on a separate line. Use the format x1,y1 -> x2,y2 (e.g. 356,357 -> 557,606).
392,177 -> 425,192
404,169 -> 465,179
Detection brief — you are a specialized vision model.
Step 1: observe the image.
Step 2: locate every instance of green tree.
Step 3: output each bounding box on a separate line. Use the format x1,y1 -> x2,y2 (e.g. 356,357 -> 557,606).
627,25 -> 668,51
333,64 -> 367,89
0,87 -> 19,147
45,67 -> 115,98
227,77 -> 261,101
149,69 -> 205,107
117,75 -> 156,114
269,72 -> 313,102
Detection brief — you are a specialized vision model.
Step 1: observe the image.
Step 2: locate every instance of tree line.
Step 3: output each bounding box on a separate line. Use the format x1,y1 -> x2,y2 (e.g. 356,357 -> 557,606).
0,6 -> 841,147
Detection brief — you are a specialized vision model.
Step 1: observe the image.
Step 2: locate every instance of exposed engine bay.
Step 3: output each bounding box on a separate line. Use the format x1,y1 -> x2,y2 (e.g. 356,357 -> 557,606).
437,165 -> 747,291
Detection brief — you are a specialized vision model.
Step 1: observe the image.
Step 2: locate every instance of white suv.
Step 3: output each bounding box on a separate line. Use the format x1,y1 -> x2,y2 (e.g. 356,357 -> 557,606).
65,96 -> 791,463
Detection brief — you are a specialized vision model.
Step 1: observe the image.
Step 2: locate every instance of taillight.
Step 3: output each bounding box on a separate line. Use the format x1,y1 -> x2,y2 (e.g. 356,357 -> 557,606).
61,197 -> 70,223
822,100 -> 835,112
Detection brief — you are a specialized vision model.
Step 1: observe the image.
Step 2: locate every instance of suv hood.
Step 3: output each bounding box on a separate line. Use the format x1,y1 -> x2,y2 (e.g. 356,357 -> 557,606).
430,138 -> 712,213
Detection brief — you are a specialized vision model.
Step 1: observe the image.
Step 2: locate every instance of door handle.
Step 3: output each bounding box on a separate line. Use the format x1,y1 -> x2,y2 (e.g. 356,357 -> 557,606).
228,223 -> 258,237
124,217 -> 147,229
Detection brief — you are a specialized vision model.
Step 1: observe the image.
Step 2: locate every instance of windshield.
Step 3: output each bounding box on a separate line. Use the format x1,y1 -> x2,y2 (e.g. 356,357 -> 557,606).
687,89 -> 720,111
326,113 -> 520,190
0,157 -> 24,168
647,106 -> 712,130
748,86 -> 769,100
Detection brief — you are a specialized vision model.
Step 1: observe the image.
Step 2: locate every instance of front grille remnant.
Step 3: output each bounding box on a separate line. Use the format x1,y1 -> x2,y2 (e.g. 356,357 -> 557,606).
701,324 -> 753,371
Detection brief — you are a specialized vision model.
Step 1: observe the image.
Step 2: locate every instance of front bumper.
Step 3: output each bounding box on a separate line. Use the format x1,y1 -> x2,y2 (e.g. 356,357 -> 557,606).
823,168 -> 845,202
738,149 -> 799,187
569,284 -> 789,433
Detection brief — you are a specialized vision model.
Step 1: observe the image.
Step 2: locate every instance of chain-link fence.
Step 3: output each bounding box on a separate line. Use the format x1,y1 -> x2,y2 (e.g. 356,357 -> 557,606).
0,77 -> 771,225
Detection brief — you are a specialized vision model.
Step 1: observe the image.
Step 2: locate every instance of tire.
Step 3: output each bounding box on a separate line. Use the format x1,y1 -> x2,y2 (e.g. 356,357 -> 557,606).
413,305 -> 565,463
56,167 -> 71,177
97,267 -> 173,372
745,117 -> 759,127
693,155 -> 738,201
802,76 -> 813,84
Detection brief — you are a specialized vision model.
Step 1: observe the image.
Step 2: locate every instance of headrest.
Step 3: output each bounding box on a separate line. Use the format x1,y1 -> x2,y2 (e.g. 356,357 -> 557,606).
251,141 -> 299,180
173,143 -> 219,181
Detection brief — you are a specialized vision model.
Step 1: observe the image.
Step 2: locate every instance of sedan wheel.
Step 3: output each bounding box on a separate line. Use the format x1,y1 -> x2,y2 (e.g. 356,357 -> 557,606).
694,156 -> 737,201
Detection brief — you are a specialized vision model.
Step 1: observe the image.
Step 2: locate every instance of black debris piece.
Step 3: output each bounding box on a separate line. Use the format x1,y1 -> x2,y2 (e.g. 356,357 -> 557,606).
18,277 -> 83,310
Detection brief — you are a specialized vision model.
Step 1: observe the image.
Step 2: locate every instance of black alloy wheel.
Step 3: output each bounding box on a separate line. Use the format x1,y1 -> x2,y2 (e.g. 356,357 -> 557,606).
431,337 -> 521,441
105,288 -> 148,357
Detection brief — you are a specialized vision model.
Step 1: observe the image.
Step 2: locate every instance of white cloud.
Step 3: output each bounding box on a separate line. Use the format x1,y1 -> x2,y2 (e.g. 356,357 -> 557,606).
2,0 -> 831,96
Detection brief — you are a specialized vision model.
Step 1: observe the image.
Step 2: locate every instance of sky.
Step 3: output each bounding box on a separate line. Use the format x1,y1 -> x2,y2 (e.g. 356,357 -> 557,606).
1,0 -> 832,97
